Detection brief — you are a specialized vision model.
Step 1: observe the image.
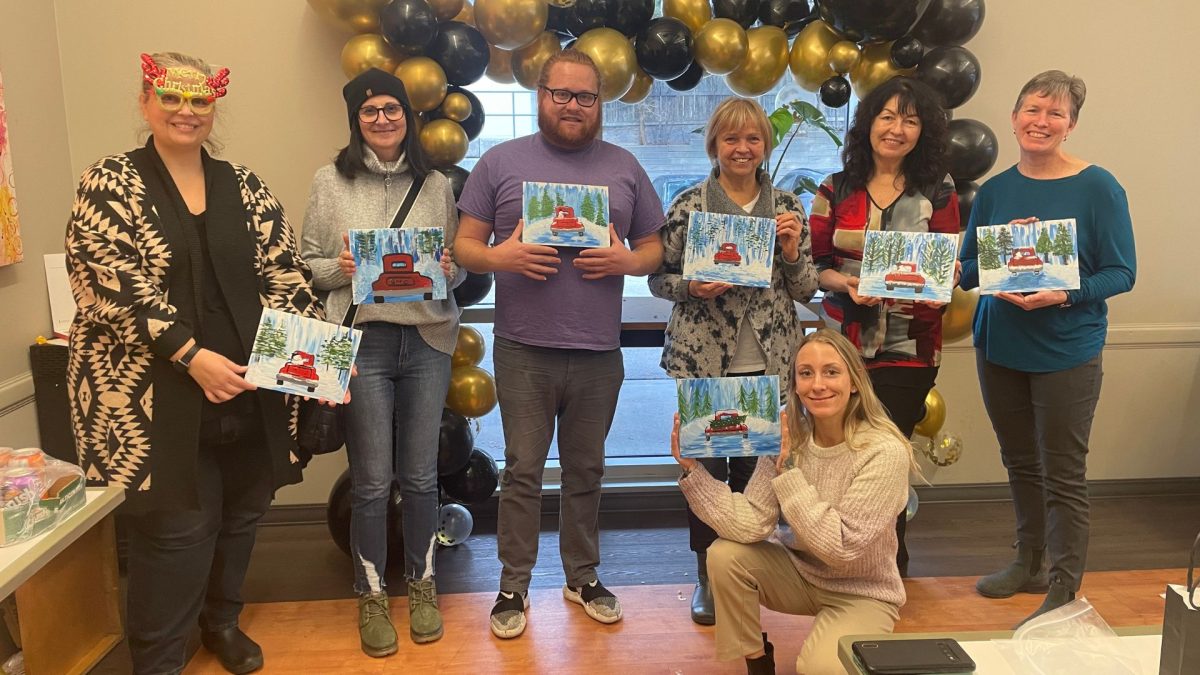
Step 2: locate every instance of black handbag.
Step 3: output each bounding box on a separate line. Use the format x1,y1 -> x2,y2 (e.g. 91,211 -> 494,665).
296,172 -> 427,460
1160,531 -> 1200,674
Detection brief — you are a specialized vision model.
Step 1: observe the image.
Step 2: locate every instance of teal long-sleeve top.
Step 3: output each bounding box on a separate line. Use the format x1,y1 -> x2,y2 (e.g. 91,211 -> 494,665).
958,165 -> 1136,372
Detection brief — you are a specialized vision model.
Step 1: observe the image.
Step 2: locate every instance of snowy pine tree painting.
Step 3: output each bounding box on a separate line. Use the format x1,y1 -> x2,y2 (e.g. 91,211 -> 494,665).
348,228 -> 446,305
246,308 -> 362,403
682,211 -> 777,288
859,231 -> 959,303
521,181 -> 610,248
676,375 -> 781,458
976,219 -> 1079,294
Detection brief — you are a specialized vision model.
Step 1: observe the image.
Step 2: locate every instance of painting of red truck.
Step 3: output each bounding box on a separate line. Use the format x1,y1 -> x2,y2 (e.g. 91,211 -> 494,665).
859,230 -> 959,303
975,219 -> 1079,294
522,181 -> 609,248
348,227 -> 447,305
683,211 -> 777,288
676,375 -> 781,459
247,308 -> 362,403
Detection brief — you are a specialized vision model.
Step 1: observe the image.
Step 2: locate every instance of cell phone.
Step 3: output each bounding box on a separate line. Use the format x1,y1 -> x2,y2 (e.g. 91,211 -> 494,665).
851,638 -> 976,675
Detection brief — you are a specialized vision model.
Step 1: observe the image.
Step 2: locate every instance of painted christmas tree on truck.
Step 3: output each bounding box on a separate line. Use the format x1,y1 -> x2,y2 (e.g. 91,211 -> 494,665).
676,375 -> 781,458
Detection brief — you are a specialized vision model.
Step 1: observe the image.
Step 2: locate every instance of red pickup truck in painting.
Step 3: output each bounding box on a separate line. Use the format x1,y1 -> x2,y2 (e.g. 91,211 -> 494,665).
550,205 -> 585,238
277,351 -> 318,392
704,410 -> 749,439
713,242 -> 742,266
1007,247 -> 1044,275
372,253 -> 434,302
883,262 -> 926,293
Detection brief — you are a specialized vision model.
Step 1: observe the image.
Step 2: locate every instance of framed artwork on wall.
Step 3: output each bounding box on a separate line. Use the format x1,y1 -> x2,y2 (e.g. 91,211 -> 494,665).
0,70 -> 23,267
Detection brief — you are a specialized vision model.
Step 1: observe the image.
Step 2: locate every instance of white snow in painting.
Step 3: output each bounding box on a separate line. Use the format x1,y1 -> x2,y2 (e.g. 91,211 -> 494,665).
348,228 -> 446,305
976,219 -> 1080,294
245,308 -> 362,403
682,211 -> 777,288
522,181 -> 610,248
676,375 -> 781,458
858,231 -> 959,303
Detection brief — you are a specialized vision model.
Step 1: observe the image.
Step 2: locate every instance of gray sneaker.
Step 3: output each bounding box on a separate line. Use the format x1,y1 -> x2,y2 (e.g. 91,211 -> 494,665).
563,579 -> 622,624
489,590 -> 529,639
407,578 -> 444,643
358,592 -> 398,657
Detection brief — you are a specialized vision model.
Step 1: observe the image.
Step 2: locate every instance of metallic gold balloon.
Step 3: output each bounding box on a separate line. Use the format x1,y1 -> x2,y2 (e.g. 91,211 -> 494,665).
511,31 -> 561,90
573,28 -> 637,101
827,40 -> 861,75
394,57 -> 448,112
850,40 -> 913,100
546,0 -> 576,7
452,326 -> 486,367
453,0 -> 475,25
725,26 -> 789,98
442,93 -> 473,122
428,0 -> 466,22
474,0 -> 548,50
789,20 -> 840,92
941,286 -> 978,343
620,67 -> 653,103
341,34 -> 401,79
308,0 -> 389,34
446,365 -> 498,417
664,0 -> 712,35
913,388 -> 947,439
420,119 -> 469,167
486,44 -> 516,84
694,18 -> 749,76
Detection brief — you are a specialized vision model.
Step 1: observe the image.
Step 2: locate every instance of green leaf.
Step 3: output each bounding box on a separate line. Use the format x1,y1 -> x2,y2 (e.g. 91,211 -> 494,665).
768,108 -> 795,148
795,176 -> 820,196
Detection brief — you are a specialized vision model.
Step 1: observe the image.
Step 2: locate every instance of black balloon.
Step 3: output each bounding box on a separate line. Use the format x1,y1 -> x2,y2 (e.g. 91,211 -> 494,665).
665,60 -> 704,91
438,408 -> 475,477
912,0 -> 986,47
380,0 -> 438,55
428,85 -> 486,141
425,21 -> 490,86
713,0 -> 762,29
441,448 -> 499,505
327,470 -> 405,561
890,35 -> 925,69
635,18 -> 694,81
565,0 -> 611,37
758,0 -> 812,36
945,118 -> 997,182
454,271 -> 493,307
819,0 -> 933,42
438,165 -> 471,201
607,0 -> 655,37
954,179 -> 978,231
546,5 -> 574,39
819,75 -> 852,107
915,45 -> 980,109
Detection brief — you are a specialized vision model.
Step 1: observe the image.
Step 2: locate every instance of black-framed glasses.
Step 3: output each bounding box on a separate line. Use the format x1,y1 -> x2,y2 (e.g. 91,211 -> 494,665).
540,86 -> 599,108
358,103 -> 405,122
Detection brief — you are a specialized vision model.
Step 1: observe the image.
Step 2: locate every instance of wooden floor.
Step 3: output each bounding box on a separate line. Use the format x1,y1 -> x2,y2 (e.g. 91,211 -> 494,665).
180,569 -> 1180,674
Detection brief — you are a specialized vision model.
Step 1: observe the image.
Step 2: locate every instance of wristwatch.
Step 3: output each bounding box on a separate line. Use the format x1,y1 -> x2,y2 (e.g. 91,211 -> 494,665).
172,343 -> 202,374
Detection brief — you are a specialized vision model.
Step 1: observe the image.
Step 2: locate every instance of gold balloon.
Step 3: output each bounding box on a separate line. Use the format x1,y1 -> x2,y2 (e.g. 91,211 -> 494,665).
511,32 -> 561,90
308,0 -> 388,34
827,40 -> 861,75
664,0 -> 711,35
620,67 -> 653,104
428,0 -> 465,22
446,365 -> 498,418
442,93 -> 473,122
475,0 -> 548,50
452,326 -> 486,368
850,41 -> 913,100
394,57 -> 448,112
453,0 -> 475,25
789,19 -> 840,92
942,286 -> 978,343
573,28 -> 637,101
694,18 -> 748,76
420,119 -> 469,167
725,26 -> 789,98
486,44 -> 516,84
340,34 -> 401,79
547,0 -> 576,6
913,388 -> 947,439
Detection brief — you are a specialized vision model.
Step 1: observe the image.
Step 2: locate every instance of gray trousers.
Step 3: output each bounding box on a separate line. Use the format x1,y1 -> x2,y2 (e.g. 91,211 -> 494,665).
976,349 -> 1103,591
493,337 -> 624,593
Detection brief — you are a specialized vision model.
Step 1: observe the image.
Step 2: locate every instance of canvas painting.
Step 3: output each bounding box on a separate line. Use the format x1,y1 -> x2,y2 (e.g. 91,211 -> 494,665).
676,375 -> 781,459
348,227 -> 446,305
975,219 -> 1080,294
521,181 -> 609,248
0,70 -> 23,267
859,230 -> 959,303
682,211 -> 777,288
246,308 -> 362,403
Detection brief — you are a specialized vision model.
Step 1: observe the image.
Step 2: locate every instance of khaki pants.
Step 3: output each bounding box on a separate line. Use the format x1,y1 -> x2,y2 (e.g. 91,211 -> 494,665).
709,539 -> 900,675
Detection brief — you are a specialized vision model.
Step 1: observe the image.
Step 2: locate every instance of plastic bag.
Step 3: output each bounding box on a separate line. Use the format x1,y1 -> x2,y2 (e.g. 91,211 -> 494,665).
0,449 -> 86,547
992,597 -> 1145,675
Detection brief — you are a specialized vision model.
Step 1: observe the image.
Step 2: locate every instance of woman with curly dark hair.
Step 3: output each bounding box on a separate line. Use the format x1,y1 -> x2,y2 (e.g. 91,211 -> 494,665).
808,76 -> 959,577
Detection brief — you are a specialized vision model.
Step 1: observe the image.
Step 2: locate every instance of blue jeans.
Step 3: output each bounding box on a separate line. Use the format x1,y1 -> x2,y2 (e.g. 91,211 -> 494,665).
345,323 -> 451,593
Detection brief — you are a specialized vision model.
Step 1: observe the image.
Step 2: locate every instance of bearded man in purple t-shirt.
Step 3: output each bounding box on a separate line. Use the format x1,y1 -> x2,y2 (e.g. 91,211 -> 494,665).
455,49 -> 665,640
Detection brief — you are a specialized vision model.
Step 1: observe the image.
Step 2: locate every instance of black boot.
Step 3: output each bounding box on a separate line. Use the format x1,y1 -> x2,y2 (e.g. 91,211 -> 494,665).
691,551 -> 716,625
976,542 -> 1048,598
200,626 -> 264,674
746,632 -> 775,675
1015,575 -> 1076,629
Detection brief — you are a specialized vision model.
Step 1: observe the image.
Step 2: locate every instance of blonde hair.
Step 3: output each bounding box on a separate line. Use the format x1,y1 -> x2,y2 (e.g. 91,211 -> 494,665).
138,51 -> 224,155
704,97 -> 774,171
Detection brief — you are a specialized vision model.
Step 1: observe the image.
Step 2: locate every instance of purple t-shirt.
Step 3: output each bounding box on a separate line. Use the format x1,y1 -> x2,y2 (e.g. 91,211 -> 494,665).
457,133 -> 664,351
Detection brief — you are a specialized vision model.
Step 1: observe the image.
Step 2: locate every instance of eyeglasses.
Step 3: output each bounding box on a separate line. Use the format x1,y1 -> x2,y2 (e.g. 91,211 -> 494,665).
540,87 -> 599,108
359,103 -> 405,122
154,90 -> 215,115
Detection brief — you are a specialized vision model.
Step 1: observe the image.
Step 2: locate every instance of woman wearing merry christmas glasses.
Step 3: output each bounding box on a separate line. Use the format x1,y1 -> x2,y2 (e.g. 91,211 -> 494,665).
66,52 -> 321,674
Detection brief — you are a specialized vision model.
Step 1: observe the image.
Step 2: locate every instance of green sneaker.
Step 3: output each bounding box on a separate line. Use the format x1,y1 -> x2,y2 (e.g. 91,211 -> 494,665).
408,578 -> 444,643
358,592 -> 398,658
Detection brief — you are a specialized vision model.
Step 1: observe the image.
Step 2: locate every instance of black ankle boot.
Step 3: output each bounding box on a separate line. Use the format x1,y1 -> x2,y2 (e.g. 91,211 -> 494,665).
691,551 -> 715,625
976,541 -> 1049,598
1015,575 -> 1076,629
746,632 -> 775,674
200,626 -> 264,674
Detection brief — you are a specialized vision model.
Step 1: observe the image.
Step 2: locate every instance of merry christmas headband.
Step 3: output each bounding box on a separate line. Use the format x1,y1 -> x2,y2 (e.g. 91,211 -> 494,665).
141,53 -> 230,102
